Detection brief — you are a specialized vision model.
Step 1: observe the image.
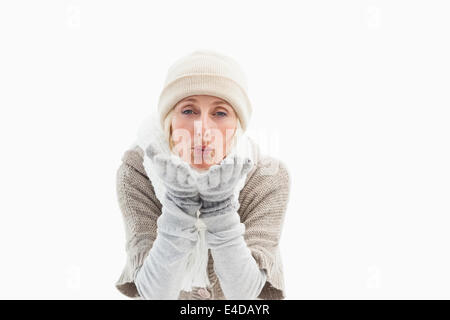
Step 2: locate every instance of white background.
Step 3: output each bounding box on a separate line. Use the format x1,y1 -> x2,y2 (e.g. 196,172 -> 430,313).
0,0 -> 449,299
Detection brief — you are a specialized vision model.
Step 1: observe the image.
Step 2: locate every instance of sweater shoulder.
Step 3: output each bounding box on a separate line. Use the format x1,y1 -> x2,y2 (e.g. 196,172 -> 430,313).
120,145 -> 147,177
245,155 -> 291,191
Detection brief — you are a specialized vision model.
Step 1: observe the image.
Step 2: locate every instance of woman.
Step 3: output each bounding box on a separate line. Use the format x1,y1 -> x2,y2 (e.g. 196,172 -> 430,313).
115,50 -> 291,300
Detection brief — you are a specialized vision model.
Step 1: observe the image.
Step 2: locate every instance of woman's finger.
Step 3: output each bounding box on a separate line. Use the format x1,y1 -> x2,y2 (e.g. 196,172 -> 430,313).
220,159 -> 234,184
208,164 -> 221,188
230,155 -> 244,183
186,173 -> 196,186
240,158 -> 254,177
176,163 -> 188,186
198,172 -> 209,190
153,155 -> 167,178
165,157 -> 178,183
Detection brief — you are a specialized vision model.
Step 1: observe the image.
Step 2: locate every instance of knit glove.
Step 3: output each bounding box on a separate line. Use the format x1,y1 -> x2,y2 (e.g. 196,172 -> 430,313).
198,154 -> 254,247
145,143 -> 202,217
134,144 -> 202,299
198,154 -> 253,217
197,154 -> 266,299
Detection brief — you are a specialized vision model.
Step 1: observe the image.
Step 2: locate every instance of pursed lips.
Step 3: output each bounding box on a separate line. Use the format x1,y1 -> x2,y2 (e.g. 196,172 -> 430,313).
192,146 -> 213,152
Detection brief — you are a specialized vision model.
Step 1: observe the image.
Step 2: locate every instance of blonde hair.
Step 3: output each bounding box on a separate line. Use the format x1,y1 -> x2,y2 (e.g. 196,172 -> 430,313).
163,108 -> 176,153
163,107 -> 243,157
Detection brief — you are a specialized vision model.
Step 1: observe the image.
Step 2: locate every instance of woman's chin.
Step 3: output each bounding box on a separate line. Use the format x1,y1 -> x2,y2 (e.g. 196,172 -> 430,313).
189,153 -> 227,171
190,163 -> 213,172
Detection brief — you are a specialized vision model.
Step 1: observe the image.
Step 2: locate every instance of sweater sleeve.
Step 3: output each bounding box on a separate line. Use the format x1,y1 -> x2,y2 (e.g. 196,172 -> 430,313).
240,158 -> 291,300
115,148 -> 162,298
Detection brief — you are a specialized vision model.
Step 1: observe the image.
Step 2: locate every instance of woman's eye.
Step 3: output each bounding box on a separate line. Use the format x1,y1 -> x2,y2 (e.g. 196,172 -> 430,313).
216,111 -> 227,117
182,109 -> 194,115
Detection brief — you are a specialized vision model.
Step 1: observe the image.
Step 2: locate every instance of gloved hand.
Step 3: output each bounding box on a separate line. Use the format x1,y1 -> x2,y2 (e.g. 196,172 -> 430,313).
196,154 -> 266,300
197,154 -> 254,218
146,143 -> 201,217
135,144 -> 202,299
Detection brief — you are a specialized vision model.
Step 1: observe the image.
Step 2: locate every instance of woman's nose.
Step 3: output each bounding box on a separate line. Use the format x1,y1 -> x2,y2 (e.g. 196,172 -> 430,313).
199,113 -> 216,137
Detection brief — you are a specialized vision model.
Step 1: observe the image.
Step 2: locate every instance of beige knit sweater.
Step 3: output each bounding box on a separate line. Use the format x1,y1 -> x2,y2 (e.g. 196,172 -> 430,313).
115,144 -> 291,300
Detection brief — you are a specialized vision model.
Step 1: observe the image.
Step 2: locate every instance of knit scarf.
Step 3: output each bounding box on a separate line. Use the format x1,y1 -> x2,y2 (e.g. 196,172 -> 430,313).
132,111 -> 259,292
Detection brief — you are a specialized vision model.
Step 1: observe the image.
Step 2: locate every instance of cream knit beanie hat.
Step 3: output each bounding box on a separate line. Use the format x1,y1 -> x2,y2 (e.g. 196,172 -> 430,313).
157,49 -> 252,132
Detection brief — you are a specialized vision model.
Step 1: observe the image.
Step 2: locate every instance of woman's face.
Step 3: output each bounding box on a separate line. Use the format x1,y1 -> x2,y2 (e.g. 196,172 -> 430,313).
170,95 -> 238,170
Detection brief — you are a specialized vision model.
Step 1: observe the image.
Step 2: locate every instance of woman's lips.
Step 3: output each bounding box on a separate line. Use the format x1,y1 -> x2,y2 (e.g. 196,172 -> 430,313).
192,146 -> 213,153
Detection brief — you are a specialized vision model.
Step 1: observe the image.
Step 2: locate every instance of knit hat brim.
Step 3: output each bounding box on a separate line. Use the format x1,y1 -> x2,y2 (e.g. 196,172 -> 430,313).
157,74 -> 252,132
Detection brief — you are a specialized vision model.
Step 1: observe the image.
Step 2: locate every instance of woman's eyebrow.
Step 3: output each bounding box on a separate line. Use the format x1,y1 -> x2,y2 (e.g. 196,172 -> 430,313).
179,98 -> 197,104
212,100 -> 229,105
